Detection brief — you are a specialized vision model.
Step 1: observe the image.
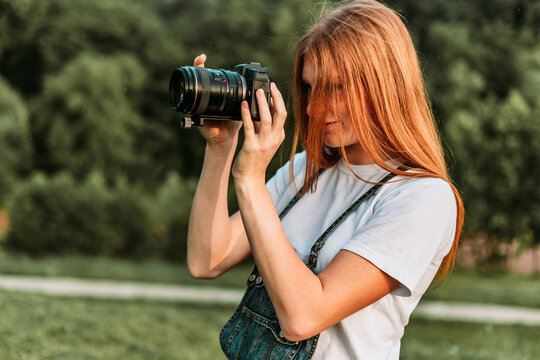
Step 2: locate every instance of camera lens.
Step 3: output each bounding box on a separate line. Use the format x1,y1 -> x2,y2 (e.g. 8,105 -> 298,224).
169,67 -> 198,113
169,66 -> 246,116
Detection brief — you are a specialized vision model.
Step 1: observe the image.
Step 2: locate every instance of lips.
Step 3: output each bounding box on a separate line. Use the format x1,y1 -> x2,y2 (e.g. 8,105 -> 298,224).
325,122 -> 337,130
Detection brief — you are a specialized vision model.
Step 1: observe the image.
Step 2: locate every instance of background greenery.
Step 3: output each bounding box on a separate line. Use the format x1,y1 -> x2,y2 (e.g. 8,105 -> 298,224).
1,3 -> 539,358
0,0 -> 539,260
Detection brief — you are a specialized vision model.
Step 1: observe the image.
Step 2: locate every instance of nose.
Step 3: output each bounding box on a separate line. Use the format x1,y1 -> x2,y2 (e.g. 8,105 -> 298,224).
306,95 -> 312,117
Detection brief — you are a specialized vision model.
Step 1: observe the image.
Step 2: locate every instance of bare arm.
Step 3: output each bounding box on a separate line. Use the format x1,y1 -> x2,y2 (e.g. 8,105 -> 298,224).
232,84 -> 400,341
186,54 -> 250,278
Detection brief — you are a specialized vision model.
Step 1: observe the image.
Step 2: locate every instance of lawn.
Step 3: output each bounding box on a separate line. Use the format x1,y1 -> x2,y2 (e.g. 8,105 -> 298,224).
0,290 -> 233,360
1,252 -> 540,359
401,318 -> 540,360
0,290 -> 539,360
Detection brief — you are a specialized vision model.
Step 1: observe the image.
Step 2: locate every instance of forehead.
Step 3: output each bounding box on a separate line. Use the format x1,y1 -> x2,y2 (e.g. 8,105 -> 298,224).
301,57 -> 315,84
301,56 -> 342,85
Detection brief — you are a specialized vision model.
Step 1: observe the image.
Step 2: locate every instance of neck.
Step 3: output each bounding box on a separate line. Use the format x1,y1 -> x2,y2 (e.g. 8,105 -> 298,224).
343,143 -> 375,165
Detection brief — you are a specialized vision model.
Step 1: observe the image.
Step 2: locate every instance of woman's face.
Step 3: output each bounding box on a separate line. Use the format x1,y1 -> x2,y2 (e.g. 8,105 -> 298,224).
302,57 -> 372,164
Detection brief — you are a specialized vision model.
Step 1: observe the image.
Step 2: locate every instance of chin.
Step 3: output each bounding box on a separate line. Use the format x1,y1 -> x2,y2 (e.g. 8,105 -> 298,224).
323,143 -> 340,150
323,136 -> 340,149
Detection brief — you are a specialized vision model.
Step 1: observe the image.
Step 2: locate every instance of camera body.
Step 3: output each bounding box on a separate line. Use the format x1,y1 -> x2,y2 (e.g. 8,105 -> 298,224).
169,62 -> 271,128
234,63 -> 271,120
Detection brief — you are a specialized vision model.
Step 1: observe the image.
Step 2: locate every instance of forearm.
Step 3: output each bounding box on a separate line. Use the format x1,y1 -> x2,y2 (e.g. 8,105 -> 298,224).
187,142 -> 237,277
234,179 -> 324,338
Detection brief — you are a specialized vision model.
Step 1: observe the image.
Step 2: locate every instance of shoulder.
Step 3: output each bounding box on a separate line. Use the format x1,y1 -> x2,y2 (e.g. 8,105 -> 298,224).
373,175 -> 458,255
377,176 -> 456,215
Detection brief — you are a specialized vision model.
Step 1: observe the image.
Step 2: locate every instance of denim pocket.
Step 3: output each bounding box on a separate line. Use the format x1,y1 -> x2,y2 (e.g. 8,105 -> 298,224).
241,306 -> 299,346
219,306 -> 242,354
220,305 -> 302,360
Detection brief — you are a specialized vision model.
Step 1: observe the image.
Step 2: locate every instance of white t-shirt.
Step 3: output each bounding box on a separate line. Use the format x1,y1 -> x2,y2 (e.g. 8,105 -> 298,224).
265,151 -> 457,360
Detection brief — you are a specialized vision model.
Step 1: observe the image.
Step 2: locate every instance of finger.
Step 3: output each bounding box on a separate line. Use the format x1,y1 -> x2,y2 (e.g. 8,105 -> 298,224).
194,54 -> 206,67
270,82 -> 287,131
256,88 -> 272,135
240,101 -> 256,140
253,121 -> 261,134
269,96 -> 276,118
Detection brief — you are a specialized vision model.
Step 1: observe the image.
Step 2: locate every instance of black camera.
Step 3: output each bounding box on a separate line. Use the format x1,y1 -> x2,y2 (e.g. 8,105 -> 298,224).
169,62 -> 271,128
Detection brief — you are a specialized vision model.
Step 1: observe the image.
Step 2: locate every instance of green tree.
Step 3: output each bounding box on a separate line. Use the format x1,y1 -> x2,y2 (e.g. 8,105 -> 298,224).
0,0 -> 188,183
0,76 -> 32,203
446,91 -> 540,245
30,53 -> 147,182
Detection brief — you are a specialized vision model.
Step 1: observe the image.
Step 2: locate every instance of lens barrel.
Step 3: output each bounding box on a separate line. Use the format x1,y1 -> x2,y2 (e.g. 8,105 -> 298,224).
169,66 -> 246,116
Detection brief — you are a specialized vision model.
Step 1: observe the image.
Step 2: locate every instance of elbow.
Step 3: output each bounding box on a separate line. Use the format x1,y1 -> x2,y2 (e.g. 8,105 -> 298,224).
279,313 -> 318,342
188,267 -> 215,280
187,259 -> 220,279
186,247 -> 218,279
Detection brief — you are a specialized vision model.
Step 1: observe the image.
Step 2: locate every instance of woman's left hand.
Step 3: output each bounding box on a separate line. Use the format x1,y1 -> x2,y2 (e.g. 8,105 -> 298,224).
232,82 -> 287,184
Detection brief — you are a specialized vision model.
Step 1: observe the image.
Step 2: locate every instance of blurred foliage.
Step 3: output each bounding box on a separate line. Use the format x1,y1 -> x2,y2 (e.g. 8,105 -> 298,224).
152,172 -> 197,261
0,76 -> 32,203
0,0 -> 538,261
32,53 -> 147,181
4,171 -> 197,258
5,172 -> 152,257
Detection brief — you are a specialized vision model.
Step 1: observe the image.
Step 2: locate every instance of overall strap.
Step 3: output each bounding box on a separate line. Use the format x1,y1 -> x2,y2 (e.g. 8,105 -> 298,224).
306,169 -> 401,271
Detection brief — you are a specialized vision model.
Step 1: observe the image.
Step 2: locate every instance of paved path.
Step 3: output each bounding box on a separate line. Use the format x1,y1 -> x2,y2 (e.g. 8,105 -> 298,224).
1,275 -> 540,326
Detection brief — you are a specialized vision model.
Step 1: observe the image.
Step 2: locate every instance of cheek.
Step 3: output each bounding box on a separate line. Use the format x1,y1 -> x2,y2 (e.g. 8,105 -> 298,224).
335,99 -> 349,117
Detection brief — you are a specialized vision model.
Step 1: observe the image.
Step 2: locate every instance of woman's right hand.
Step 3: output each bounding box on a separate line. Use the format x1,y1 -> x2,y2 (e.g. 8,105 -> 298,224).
193,54 -> 242,148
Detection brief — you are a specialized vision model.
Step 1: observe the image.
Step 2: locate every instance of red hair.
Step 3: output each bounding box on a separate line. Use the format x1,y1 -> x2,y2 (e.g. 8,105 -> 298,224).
290,0 -> 464,283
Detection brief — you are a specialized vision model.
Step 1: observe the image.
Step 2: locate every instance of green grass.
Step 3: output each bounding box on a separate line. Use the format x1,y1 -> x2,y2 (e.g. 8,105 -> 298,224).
402,318 -> 540,360
0,290 -> 538,360
0,289 -> 234,360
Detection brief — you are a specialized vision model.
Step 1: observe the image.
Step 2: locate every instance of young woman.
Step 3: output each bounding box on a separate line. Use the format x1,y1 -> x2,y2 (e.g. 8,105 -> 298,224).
187,0 -> 464,358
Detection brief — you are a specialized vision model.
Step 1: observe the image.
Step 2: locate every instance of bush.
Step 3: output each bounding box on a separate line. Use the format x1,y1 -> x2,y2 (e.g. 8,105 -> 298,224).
153,172 -> 197,262
4,171 -> 197,260
5,173 -> 110,255
4,172 -> 158,257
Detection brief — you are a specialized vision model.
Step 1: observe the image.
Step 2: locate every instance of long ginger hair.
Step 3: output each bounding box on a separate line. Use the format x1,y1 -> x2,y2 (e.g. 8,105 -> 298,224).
290,0 -> 464,282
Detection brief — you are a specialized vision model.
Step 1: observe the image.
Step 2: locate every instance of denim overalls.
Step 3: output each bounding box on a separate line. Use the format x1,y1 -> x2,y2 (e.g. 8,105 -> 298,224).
220,170 -> 398,359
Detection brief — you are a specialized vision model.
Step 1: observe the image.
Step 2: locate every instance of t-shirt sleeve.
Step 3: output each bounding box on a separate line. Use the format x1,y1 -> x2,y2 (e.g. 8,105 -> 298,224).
341,177 -> 457,297
266,151 -> 306,207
